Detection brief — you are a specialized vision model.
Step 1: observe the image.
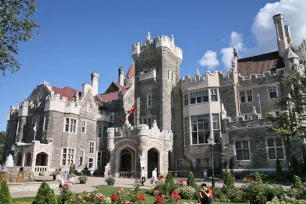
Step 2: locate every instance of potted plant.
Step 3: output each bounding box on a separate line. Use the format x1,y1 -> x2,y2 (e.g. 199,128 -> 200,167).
79,175 -> 88,184
105,175 -> 115,186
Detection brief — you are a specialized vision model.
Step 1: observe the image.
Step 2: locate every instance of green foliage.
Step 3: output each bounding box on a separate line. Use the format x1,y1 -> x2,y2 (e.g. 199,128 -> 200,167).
0,0 -> 40,75
33,181 -> 57,204
105,175 -> 115,185
165,172 -> 174,185
79,175 -> 88,184
0,180 -> 13,204
58,184 -> 73,204
229,158 -> 234,173
155,181 -> 179,195
187,171 -> 195,187
223,172 -> 235,188
0,131 -> 5,165
176,186 -> 197,199
243,183 -> 284,204
292,175 -> 304,189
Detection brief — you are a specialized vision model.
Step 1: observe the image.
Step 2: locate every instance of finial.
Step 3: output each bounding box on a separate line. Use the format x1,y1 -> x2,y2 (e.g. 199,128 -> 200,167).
196,68 -> 200,76
233,48 -> 238,58
146,32 -> 151,41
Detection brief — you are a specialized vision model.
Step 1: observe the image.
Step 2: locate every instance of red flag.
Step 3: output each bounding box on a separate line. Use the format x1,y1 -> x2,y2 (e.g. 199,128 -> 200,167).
122,104 -> 136,122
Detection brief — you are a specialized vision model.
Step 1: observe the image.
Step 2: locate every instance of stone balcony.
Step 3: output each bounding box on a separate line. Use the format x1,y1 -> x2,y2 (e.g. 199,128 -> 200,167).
139,69 -> 156,85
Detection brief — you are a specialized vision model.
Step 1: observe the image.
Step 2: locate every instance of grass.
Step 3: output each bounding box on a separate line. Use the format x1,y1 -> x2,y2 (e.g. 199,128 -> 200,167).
13,185 -> 242,204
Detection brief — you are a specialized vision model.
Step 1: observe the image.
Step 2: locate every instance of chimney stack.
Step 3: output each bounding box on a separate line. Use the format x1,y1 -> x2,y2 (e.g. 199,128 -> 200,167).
118,66 -> 125,86
91,72 -> 100,96
273,13 -> 288,57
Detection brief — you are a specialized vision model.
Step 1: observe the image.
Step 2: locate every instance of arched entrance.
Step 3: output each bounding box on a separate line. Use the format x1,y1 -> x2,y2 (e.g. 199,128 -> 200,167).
147,148 -> 159,178
35,152 -> 48,166
16,152 -> 22,166
120,149 -> 132,171
24,152 -> 32,166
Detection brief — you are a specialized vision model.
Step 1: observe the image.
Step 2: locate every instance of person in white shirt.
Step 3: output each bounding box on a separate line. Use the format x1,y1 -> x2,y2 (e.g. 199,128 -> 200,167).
152,167 -> 158,187
141,167 -> 146,186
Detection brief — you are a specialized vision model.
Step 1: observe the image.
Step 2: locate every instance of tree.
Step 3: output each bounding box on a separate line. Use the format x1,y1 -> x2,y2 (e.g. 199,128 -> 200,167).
0,0 -> 40,76
0,181 -> 13,204
0,131 -> 5,165
266,70 -> 306,177
165,172 -> 174,185
187,171 -> 195,187
33,181 -> 57,204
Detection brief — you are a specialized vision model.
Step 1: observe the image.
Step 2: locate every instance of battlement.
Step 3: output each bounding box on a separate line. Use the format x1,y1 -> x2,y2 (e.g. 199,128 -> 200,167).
291,40 -> 306,52
132,33 -> 182,60
237,68 -> 284,82
44,92 -> 82,114
224,114 -> 273,130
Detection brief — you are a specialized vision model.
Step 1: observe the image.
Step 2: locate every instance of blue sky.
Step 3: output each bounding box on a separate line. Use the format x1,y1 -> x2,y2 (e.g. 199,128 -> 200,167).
1,0 -> 306,131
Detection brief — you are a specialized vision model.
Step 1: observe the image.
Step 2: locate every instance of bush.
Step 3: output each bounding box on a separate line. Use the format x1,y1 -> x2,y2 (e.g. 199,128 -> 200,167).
105,175 -> 115,185
223,172 -> 235,188
0,180 -> 13,204
33,181 -> 57,204
176,186 -> 197,199
155,182 -> 179,195
243,183 -> 283,204
292,175 -> 304,189
288,176 -> 306,200
58,184 -> 73,204
79,175 -> 88,184
187,171 -> 195,187
165,172 -> 174,185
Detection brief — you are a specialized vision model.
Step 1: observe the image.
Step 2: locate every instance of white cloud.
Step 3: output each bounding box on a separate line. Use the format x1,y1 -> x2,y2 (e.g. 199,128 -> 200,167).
198,50 -> 219,69
220,32 -> 244,69
220,0 -> 306,69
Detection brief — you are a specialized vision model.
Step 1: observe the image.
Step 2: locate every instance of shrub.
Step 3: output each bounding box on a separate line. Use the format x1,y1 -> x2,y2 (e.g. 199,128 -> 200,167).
58,184 -> 73,204
288,176 -> 306,200
79,175 -> 88,184
223,172 -> 234,188
243,183 -> 283,204
105,175 -> 115,185
0,180 -> 13,204
33,181 -> 57,204
187,171 -> 195,187
155,182 -> 179,195
83,164 -> 89,175
165,172 -> 174,185
292,175 -> 304,189
176,186 -> 197,199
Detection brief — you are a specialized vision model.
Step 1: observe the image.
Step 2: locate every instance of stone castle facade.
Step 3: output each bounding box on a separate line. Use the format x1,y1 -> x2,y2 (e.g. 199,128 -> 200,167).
4,14 -> 306,177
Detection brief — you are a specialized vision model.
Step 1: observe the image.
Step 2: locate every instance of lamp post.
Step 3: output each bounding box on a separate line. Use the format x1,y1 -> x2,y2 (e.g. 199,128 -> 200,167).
207,136 -> 215,188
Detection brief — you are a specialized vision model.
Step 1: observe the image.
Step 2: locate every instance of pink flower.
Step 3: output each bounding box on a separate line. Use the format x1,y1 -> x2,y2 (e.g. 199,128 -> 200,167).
97,194 -> 105,200
86,193 -> 91,197
78,195 -> 82,199
121,188 -> 124,193
162,194 -> 165,198
153,189 -> 160,195
117,190 -> 122,194
125,201 -> 131,204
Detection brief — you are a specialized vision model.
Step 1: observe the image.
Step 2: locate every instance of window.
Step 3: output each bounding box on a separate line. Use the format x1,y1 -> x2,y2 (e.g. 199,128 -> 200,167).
240,91 -> 246,103
88,158 -> 94,169
211,89 -> 218,101
184,94 -> 189,106
269,86 -> 278,99
102,151 -> 108,167
89,142 -> 95,154
147,95 -> 152,107
16,121 -> 20,135
202,90 -> 209,102
31,117 -> 39,131
61,148 -> 75,166
103,126 -> 108,138
184,118 -> 190,145
247,90 -> 252,102
64,118 -> 77,133
189,90 -> 209,105
176,159 -> 183,167
191,115 -> 210,144
212,114 -> 220,143
97,151 -> 102,167
196,158 -> 210,167
79,149 -> 85,166
267,139 -> 284,159
235,141 -> 250,160
43,116 -> 49,131
148,118 -> 152,128
190,92 -> 196,104
98,125 -> 102,137
81,120 -> 86,133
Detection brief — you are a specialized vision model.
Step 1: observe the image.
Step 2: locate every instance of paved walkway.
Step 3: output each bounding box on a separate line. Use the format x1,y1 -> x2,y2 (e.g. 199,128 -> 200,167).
10,177 -> 289,198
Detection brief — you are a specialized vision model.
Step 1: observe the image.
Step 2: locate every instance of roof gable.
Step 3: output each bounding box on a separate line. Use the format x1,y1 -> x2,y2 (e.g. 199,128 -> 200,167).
51,86 -> 79,101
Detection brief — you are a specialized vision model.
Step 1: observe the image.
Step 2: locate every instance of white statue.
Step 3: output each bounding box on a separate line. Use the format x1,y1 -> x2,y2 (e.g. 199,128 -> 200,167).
252,106 -> 257,115
5,154 -> 14,168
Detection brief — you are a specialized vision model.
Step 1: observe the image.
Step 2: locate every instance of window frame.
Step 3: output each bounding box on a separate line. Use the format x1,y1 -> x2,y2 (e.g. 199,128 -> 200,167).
88,157 -> 94,169
191,114 -> 210,145
184,94 -> 189,106
247,90 -> 253,102
210,89 -> 218,101
43,115 -> 49,131
79,149 -> 85,166
61,147 -> 76,166
147,94 -> 152,108
80,120 -> 86,133
235,141 -> 251,161
176,159 -> 183,167
266,138 -> 285,160
268,86 -> 278,99
63,117 -> 78,133
240,91 -> 246,103
89,141 -> 96,154
98,125 -> 103,137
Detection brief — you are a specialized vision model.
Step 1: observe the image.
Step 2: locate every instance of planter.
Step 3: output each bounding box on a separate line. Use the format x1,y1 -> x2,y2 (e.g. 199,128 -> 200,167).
80,181 -> 86,184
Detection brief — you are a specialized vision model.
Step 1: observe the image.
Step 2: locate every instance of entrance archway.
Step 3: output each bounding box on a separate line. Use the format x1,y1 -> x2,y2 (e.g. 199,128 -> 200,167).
35,152 -> 48,166
24,152 -> 32,166
16,152 -> 22,166
120,149 -> 132,171
147,148 -> 159,178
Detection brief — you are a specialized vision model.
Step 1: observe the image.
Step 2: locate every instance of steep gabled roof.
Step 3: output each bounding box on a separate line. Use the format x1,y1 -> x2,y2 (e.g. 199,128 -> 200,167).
126,64 -> 135,79
237,51 -> 284,76
99,82 -> 131,102
51,86 -> 79,101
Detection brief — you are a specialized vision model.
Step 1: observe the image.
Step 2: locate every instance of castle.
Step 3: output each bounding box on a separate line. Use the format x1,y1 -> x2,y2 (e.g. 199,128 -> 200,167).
4,14 -> 306,178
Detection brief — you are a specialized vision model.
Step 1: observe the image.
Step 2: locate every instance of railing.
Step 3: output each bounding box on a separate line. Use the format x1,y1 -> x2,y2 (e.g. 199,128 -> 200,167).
119,171 -> 136,178
34,166 -> 48,173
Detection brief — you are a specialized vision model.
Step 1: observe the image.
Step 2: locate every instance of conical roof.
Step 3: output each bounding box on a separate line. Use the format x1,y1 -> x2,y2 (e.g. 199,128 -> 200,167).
126,64 -> 135,79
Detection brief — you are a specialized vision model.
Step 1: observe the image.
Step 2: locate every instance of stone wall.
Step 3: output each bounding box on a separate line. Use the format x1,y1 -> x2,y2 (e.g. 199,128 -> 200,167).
9,181 -> 59,193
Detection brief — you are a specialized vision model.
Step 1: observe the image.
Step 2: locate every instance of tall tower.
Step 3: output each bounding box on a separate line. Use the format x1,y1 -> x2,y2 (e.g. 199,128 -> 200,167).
273,13 -> 289,57
132,32 -> 183,131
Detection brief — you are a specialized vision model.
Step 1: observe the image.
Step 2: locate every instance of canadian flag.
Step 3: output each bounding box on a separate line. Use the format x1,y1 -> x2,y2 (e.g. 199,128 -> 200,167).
122,104 -> 135,122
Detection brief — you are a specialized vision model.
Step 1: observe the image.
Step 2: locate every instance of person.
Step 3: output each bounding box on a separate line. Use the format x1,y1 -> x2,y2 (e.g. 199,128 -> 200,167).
152,167 -> 158,187
141,167 -> 146,186
90,168 -> 94,177
198,183 -> 213,204
64,171 -> 68,183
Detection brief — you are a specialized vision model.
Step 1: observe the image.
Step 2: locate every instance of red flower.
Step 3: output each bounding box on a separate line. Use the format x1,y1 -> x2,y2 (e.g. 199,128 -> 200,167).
156,196 -> 164,202
153,190 -> 160,195
137,193 -> 145,201
178,180 -> 184,184
110,195 -> 118,201
171,191 -> 181,199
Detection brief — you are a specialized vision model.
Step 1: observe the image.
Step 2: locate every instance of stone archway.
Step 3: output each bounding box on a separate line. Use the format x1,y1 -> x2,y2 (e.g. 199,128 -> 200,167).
147,148 -> 159,178
120,149 -> 132,171
24,152 -> 32,166
35,152 -> 48,166
16,152 -> 22,166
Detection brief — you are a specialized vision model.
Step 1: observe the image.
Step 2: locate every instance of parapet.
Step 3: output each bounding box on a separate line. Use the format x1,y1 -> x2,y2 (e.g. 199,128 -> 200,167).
132,33 -> 182,60
224,114 -> 272,130
237,69 -> 284,82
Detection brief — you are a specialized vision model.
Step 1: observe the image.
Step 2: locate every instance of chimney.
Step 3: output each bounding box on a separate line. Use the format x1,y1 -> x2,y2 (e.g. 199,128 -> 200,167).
284,24 -> 292,44
118,66 -> 124,86
91,72 -> 99,96
273,13 -> 288,57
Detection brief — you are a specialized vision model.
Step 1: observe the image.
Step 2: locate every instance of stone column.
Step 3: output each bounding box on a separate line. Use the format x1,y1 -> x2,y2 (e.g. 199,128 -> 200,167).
105,128 -> 115,178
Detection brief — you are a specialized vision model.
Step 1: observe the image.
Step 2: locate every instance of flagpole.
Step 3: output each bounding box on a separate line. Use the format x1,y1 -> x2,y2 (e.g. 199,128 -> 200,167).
258,94 -> 262,114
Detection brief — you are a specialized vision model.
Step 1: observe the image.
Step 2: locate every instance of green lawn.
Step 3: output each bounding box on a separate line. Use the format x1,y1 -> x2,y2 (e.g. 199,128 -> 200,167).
13,185 -> 243,203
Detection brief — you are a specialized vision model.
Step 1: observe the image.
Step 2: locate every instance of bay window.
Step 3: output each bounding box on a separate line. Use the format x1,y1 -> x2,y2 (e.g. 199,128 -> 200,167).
191,115 -> 210,144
